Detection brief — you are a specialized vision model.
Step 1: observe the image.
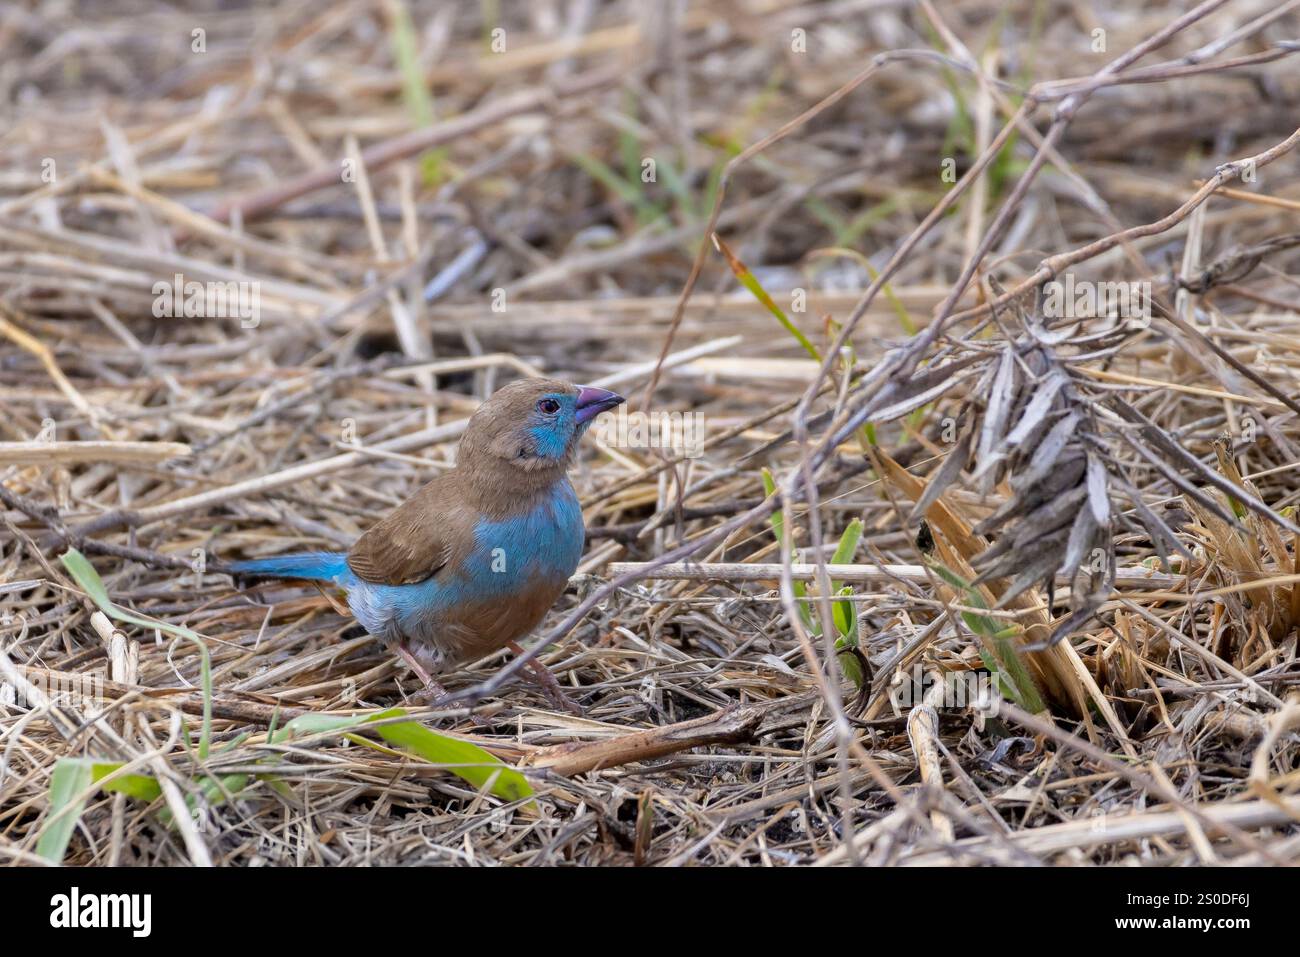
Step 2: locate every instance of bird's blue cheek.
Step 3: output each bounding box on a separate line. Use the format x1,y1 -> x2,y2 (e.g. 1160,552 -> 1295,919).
528,422 -> 570,459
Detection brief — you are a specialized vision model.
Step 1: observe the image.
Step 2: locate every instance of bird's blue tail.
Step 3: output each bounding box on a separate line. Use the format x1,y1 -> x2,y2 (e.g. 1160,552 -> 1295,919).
229,552 -> 349,582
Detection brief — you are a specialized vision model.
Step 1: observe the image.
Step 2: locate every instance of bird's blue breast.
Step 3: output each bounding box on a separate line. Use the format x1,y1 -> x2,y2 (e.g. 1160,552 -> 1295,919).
464,481 -> 585,592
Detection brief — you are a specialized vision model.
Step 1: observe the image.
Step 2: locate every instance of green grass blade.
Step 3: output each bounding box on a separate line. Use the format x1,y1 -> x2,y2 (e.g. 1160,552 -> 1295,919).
37,758 -> 95,862
763,468 -> 813,629
714,234 -> 820,360
272,711 -> 381,743
568,150 -> 659,220
390,0 -> 433,127
863,262 -> 917,336
389,0 -> 446,184
762,467 -> 783,542
655,157 -> 698,222
60,549 -> 212,761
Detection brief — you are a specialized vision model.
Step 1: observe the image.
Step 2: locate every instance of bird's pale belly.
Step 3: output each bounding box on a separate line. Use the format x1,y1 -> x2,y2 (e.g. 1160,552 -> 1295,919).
344,485 -> 584,671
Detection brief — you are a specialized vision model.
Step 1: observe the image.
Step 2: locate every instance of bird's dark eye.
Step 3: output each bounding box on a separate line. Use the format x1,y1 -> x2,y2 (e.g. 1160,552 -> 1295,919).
537,398 -> 560,415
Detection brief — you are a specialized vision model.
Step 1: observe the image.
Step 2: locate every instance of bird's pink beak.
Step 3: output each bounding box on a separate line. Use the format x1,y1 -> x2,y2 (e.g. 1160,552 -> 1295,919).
575,385 -> 624,424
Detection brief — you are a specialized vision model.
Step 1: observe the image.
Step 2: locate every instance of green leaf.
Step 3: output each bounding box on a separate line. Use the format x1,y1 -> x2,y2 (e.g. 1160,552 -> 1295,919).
197,774 -> 251,810
762,467 -> 783,544
158,773 -> 253,829
273,711 -> 379,743
372,714 -> 533,804
832,584 -> 858,647
829,519 -> 863,644
277,707 -> 533,804
92,763 -> 163,802
836,647 -> 865,688
829,518 -> 863,571
37,758 -> 96,862
977,649 -> 1021,704
795,581 -> 814,632
927,560 -> 1046,713
39,759 -> 172,861
38,708 -> 532,856
60,549 -> 213,760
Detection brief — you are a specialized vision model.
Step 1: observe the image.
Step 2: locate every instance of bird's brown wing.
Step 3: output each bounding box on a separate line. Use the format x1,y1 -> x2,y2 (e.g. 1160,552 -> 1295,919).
346,474 -> 466,586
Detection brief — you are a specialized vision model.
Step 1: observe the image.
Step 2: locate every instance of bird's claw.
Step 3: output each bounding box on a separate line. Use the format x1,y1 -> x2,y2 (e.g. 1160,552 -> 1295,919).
543,684 -> 585,717
506,641 -> 585,716
411,683 -> 495,728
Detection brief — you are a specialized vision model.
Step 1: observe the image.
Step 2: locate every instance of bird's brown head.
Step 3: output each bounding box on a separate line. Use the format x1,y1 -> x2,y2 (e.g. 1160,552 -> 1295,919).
456,377 -> 624,479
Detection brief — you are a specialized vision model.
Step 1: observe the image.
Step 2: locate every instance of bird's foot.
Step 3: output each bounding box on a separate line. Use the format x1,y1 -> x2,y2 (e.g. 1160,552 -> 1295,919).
538,678 -> 584,717
507,640 -> 584,716
409,677 -> 453,704
409,678 -> 494,728
395,641 -> 491,725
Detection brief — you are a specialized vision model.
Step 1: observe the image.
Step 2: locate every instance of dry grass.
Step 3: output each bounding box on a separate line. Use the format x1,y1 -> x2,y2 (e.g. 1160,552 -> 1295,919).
2,0 -> 1300,866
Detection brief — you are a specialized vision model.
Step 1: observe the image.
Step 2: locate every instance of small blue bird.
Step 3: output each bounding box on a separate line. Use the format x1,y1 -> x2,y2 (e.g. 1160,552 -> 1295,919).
229,378 -> 625,712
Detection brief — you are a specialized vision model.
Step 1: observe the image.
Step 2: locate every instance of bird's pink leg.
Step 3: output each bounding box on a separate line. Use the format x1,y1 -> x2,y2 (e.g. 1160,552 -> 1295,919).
507,640 -> 583,715
395,641 -> 495,727
395,641 -> 452,703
